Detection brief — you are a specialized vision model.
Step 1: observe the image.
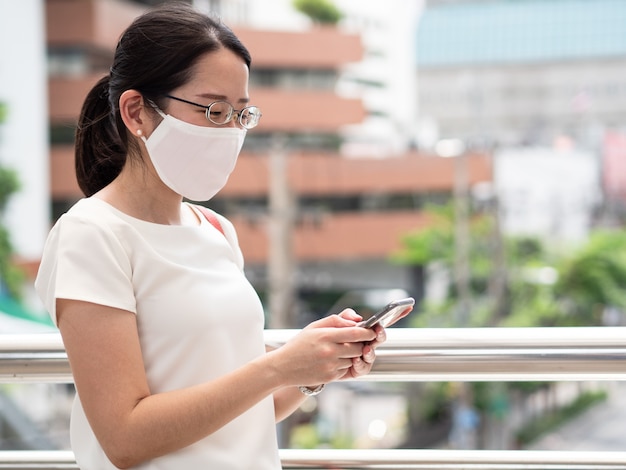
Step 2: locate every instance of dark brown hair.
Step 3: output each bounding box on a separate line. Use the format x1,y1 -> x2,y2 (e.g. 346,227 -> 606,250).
75,3 -> 251,196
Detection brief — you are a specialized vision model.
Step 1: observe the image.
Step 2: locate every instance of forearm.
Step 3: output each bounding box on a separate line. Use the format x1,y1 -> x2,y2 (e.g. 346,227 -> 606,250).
98,355 -> 281,468
273,385 -> 311,423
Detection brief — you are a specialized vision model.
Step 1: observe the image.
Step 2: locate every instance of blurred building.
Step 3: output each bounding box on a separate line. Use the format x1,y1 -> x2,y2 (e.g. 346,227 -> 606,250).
43,0 -> 492,319
417,0 -> 626,150
416,0 -> 626,240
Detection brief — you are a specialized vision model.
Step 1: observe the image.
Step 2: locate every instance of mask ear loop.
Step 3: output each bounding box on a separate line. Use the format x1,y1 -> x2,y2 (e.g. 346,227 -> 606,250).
146,99 -> 167,118
142,100 -> 168,143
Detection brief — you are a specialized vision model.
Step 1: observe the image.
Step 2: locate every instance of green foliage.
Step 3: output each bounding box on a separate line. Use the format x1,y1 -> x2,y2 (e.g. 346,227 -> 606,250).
554,230 -> 626,324
290,423 -> 320,448
0,166 -> 20,213
415,382 -> 451,423
395,200 -> 626,448
504,230 -> 626,327
393,201 -> 497,303
394,200 -> 626,329
290,422 -> 353,449
393,204 -> 454,265
292,0 -> 343,24
0,226 -> 24,299
515,389 -> 607,446
395,201 -> 521,327
0,101 -> 24,299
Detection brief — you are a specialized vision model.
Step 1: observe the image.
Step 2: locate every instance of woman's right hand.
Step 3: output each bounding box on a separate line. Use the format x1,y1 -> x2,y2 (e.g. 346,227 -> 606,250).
265,314 -> 377,388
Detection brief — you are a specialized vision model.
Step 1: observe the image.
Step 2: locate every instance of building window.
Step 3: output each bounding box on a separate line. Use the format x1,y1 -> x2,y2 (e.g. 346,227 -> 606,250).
250,69 -> 337,91
48,47 -> 112,77
50,124 -> 76,145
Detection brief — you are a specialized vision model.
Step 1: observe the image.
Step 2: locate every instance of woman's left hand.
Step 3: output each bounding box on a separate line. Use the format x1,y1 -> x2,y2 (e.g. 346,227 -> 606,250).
337,309 -> 386,379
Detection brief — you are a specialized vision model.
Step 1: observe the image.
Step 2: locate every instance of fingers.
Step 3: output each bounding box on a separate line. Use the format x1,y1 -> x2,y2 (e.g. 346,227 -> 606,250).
315,323 -> 377,345
345,325 -> 386,379
280,311 -> 386,386
352,355 -> 372,376
367,324 -> 387,349
339,354 -> 373,380
306,313 -> 357,330
361,344 -> 376,364
335,341 -> 371,360
338,308 -> 362,323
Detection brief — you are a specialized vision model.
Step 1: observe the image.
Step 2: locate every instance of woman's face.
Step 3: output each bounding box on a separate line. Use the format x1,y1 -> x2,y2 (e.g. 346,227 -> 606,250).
159,48 -> 250,128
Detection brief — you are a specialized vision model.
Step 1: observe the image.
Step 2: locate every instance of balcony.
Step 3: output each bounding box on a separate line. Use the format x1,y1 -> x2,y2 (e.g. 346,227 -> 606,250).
46,0 -> 145,50
48,75 -> 102,123
251,88 -> 365,131
232,210 -> 430,263
234,27 -> 363,69
47,148 -> 492,262
222,152 -> 492,196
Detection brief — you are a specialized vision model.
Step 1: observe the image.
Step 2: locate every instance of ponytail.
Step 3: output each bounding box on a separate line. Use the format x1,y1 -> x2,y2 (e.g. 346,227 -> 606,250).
75,76 -> 126,197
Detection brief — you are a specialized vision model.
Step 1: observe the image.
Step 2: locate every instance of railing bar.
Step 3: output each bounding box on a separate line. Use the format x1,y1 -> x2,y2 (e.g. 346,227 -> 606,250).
4,329 -> 626,350
5,331 -> 626,382
2,450 -> 626,469
278,449 -> 626,469
5,328 -> 626,352
267,327 -> 626,350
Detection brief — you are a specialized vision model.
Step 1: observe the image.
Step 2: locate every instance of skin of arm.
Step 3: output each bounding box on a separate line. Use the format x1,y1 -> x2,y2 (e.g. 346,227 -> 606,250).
57,299 -> 377,469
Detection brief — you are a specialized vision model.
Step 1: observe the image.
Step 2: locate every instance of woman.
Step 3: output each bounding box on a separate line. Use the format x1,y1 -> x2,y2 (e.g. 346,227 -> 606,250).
35,3 -> 385,470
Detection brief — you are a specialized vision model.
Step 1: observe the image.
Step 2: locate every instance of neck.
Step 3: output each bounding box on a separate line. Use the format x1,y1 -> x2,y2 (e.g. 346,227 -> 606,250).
95,160 -> 187,225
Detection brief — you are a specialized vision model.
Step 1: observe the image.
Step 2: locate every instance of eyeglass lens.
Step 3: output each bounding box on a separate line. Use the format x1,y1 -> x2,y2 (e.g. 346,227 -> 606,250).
205,101 -> 261,129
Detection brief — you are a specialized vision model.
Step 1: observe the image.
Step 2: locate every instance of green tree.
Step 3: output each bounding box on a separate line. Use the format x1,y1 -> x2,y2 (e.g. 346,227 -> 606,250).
0,101 -> 23,300
392,201 -> 532,327
554,230 -> 626,324
292,0 -> 343,25
392,201 -> 626,448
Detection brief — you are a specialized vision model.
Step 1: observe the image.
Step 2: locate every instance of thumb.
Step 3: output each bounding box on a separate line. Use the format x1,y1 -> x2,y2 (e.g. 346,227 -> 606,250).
338,308 -> 363,323
307,313 -> 357,329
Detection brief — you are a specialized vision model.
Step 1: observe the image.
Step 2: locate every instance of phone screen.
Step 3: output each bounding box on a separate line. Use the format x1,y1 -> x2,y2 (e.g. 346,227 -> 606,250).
356,297 -> 415,329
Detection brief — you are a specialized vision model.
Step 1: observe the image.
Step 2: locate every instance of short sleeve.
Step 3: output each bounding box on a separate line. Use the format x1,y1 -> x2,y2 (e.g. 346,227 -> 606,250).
35,215 -> 136,325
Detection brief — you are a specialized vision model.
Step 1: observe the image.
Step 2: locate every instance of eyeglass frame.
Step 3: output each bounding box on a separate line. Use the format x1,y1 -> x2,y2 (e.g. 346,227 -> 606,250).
163,94 -> 262,129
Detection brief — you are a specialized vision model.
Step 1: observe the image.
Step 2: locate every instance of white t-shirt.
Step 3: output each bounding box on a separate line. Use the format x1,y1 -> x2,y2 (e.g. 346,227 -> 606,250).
35,198 -> 281,470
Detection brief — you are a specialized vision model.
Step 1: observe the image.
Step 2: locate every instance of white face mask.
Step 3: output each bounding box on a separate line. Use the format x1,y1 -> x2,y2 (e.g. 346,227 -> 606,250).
141,110 -> 246,201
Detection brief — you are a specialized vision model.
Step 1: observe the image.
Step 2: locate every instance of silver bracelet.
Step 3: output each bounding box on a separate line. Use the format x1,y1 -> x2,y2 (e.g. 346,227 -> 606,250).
298,384 -> 325,396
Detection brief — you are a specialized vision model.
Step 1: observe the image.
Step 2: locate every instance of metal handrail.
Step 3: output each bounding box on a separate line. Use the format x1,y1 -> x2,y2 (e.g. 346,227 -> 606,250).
0,451 -> 77,469
279,449 -> 626,469
4,327 -> 626,382
2,328 -> 626,469
2,449 -> 626,470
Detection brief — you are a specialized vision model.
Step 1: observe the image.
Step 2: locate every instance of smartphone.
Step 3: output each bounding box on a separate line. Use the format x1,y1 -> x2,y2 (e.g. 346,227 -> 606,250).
356,297 -> 415,329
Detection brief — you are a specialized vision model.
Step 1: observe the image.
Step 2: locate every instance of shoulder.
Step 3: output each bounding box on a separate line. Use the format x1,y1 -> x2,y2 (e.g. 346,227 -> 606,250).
36,198 -> 137,321
54,197 -> 145,239
42,198 -> 136,261
62,197 -> 127,226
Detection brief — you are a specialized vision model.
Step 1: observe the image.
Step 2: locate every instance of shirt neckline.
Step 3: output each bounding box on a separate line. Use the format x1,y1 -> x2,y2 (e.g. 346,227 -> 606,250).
86,197 -> 208,229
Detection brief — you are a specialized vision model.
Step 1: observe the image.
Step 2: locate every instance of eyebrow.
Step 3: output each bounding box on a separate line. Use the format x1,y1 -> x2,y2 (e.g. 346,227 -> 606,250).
196,93 -> 250,104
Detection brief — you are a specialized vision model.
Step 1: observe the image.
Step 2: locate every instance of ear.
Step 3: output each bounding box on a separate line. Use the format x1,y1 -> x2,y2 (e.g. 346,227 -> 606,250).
119,90 -> 148,138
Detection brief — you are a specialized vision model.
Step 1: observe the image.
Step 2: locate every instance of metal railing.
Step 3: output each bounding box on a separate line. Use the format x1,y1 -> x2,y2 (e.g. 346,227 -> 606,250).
2,328 -> 626,469
1,449 -> 626,470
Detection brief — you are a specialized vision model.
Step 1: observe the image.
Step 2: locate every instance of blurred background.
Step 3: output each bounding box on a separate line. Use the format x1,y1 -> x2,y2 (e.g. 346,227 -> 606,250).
1,0 -> 626,456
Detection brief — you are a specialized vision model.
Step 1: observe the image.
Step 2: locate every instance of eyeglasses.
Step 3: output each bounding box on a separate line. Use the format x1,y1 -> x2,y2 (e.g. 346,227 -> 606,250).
164,95 -> 262,130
